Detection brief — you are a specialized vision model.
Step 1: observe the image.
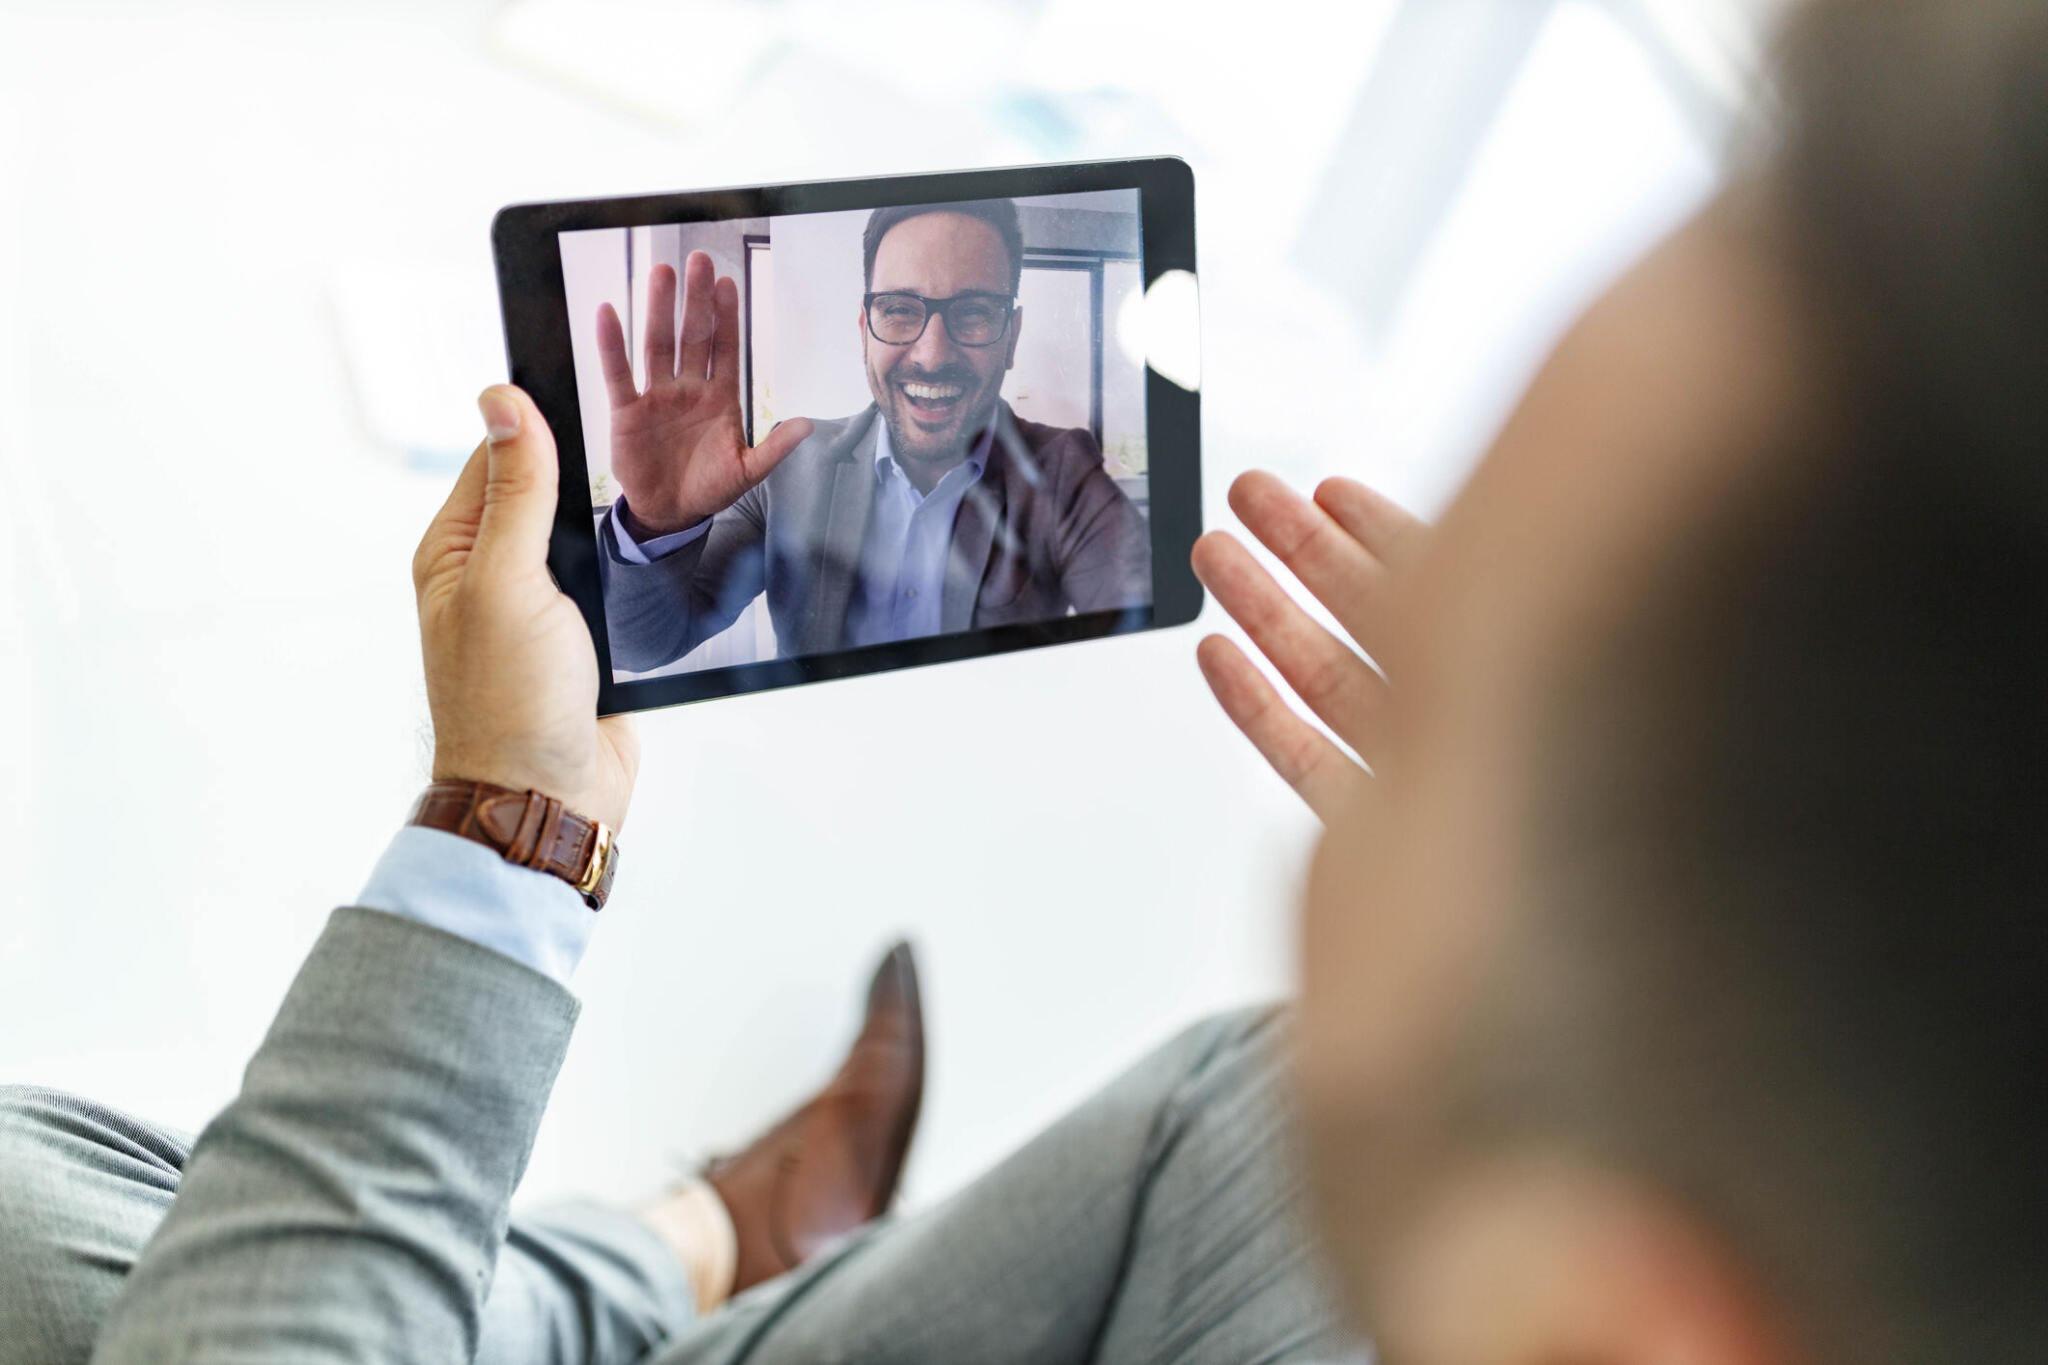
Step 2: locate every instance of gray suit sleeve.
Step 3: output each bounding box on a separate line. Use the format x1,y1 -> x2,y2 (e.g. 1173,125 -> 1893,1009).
91,907 -> 580,1364
600,492 -> 770,673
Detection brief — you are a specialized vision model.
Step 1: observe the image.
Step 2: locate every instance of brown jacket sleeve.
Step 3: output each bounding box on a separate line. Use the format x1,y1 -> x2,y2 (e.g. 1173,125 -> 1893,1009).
1038,427 -> 1152,614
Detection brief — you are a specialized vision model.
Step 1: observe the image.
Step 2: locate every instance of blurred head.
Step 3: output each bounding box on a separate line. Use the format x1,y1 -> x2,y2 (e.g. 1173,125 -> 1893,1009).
1295,2 -> 2048,1362
860,201 -> 1024,481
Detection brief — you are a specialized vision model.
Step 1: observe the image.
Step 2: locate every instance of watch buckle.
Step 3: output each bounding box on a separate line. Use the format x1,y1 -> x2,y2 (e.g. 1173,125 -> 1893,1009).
576,822 -> 614,898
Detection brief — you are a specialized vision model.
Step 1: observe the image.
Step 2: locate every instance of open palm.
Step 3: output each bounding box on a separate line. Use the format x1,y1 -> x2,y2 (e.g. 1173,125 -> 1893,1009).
596,251 -> 813,535
1191,472 -> 1429,822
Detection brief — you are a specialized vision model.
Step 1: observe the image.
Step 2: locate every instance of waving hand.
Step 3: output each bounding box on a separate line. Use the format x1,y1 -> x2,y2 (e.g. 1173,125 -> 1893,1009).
596,250 -> 814,535
1192,472 -> 1428,822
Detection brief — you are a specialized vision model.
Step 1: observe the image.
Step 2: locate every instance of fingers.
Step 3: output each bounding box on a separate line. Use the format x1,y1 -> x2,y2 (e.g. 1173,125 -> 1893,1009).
710,274 -> 741,393
1313,476 -> 1425,573
1192,529 -> 1385,759
1196,635 -> 1363,823
744,416 -> 815,483
471,385 -> 559,574
595,302 -> 638,408
676,251 -> 717,383
644,264 -> 677,382
1228,470 -> 1390,655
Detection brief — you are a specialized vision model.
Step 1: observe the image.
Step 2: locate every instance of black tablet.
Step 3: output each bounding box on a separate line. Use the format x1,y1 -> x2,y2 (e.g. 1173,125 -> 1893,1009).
492,157 -> 1201,715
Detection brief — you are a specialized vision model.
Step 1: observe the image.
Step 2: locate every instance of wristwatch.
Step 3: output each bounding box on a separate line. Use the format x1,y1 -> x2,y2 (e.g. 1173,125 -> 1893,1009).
408,779 -> 619,910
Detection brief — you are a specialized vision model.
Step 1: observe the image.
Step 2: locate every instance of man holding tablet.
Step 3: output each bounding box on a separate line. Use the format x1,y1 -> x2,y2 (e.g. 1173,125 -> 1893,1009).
594,197 -> 1153,673
4,381 -> 1340,1365
10,2 -> 2048,1351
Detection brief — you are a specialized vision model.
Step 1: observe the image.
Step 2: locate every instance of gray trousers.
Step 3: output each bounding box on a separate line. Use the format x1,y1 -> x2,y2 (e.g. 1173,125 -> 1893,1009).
0,1007 -> 1352,1364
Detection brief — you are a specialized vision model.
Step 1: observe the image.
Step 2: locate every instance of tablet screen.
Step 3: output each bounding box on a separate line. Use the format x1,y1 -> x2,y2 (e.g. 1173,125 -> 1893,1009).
494,160 -> 1199,713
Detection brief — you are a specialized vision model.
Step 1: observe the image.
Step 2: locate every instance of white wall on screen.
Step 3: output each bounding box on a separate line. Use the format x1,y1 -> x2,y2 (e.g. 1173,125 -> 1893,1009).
1101,258 -> 1147,480
559,228 -> 629,504
759,208 -> 873,426
1010,264 -> 1094,434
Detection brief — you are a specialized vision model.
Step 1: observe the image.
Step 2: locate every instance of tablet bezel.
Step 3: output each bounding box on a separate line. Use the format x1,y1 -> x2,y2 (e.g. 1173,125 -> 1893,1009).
492,156 -> 1200,716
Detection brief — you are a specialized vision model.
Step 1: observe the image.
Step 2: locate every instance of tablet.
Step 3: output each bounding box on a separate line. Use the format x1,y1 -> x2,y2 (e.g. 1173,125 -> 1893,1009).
492,157 -> 1201,715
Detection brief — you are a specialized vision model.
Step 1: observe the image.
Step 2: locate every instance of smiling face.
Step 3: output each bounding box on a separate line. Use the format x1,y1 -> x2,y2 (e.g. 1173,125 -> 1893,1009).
860,210 -> 1021,480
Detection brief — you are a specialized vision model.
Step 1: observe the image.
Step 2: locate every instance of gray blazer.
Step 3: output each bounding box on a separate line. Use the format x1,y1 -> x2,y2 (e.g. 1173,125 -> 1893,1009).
599,402 -> 1151,672
91,909 -> 578,1362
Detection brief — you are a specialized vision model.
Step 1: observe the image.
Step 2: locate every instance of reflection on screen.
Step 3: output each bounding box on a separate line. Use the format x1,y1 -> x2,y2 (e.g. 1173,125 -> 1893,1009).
558,190 -> 1151,682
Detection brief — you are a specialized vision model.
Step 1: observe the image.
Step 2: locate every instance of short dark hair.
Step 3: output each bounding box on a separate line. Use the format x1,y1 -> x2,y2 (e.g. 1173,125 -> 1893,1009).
862,199 -> 1024,296
1473,3 -> 2048,1362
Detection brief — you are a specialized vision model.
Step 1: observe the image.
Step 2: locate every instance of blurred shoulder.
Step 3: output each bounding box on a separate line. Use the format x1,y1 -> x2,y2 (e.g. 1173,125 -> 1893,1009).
764,408 -> 880,487
1004,408 -> 1105,473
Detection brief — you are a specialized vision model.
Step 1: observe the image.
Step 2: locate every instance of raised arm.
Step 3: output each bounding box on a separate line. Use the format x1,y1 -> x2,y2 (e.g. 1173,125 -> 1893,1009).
92,388 -> 634,1363
598,482 -> 775,673
595,250 -> 811,672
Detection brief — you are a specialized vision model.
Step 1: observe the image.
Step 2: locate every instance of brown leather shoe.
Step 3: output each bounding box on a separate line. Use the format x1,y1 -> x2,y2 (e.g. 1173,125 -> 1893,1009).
706,940 -> 925,1293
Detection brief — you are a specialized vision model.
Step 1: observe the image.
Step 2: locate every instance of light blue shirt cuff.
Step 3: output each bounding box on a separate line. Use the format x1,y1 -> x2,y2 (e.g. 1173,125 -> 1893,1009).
357,826 -> 595,988
609,499 -> 711,565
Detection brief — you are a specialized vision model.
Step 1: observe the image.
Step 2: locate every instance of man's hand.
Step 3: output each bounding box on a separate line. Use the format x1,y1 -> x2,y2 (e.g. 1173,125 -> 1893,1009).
1191,471 -> 1427,822
414,385 -> 638,831
597,250 -> 815,535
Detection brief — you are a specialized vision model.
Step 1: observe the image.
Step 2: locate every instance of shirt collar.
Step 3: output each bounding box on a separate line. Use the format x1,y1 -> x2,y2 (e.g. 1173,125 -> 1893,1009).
873,410 -> 996,488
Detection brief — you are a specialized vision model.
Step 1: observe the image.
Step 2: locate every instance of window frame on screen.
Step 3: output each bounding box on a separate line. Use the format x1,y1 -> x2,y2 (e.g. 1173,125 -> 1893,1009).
492,156 -> 1201,717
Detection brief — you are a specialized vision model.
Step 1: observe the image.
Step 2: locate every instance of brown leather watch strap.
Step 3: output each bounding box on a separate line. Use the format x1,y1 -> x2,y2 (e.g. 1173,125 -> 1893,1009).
409,779 -> 619,910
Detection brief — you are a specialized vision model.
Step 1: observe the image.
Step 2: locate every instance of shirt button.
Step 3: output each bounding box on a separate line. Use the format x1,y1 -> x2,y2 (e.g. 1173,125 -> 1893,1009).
904,588 -> 918,599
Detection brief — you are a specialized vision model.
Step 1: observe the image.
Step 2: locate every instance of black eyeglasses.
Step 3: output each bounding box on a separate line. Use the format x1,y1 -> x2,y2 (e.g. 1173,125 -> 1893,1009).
864,291 -> 1016,347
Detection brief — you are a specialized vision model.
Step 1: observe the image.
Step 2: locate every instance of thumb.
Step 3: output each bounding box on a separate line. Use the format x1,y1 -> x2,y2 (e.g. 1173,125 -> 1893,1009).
474,385 -> 560,571
747,416 -> 814,482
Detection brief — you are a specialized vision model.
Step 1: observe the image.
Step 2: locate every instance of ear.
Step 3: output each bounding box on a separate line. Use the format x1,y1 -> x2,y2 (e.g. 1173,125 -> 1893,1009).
1380,1156 -> 1800,1365
1004,304 -> 1023,371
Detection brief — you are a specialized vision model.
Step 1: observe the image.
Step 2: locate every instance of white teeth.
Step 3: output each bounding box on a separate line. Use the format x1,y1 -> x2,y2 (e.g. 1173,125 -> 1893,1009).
903,382 -> 964,401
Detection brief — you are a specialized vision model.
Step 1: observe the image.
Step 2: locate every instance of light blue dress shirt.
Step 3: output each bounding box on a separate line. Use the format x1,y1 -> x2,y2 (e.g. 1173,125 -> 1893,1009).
358,826 -> 593,987
844,421 -> 990,649
607,418 -> 993,649
607,502 -> 709,564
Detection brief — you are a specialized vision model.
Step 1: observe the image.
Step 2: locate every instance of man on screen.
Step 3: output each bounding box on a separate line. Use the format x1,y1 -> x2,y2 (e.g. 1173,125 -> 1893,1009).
593,198 -> 1152,673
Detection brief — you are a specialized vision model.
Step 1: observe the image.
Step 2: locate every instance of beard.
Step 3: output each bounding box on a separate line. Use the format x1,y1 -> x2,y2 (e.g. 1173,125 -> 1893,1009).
874,362 -> 1003,472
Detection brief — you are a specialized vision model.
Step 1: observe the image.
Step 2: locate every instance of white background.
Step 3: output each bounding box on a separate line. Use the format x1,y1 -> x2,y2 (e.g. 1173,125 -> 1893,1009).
0,0 -> 1753,1211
